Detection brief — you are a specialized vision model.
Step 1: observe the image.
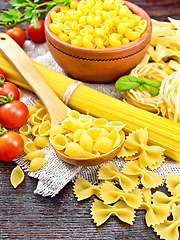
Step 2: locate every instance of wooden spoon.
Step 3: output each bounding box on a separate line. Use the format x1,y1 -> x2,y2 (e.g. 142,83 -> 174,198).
0,33 -> 125,166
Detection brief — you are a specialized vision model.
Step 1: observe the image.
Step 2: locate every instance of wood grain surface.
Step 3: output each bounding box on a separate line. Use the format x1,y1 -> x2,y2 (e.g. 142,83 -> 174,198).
0,1 -> 179,239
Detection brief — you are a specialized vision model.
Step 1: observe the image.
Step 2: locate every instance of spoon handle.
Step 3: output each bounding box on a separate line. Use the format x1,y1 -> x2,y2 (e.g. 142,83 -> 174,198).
0,33 -> 69,125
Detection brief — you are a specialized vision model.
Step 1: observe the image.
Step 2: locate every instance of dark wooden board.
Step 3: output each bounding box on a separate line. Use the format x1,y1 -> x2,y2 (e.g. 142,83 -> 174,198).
0,1 -> 179,239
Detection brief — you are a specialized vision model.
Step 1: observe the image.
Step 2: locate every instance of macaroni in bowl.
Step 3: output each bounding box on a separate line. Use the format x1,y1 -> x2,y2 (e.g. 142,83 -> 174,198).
49,0 -> 147,49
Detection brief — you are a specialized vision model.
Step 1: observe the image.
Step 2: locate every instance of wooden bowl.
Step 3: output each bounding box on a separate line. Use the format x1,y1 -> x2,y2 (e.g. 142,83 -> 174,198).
44,1 -> 152,83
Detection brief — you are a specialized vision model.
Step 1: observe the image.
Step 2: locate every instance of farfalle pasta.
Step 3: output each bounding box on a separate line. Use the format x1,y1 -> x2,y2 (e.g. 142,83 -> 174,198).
153,204 -> 180,240
49,0 -> 147,49
73,158 -> 180,239
166,173 -> 180,194
100,181 -> 142,208
91,199 -> 135,226
139,188 -> 171,227
73,177 -> 102,200
117,128 -> 165,170
72,122 -> 180,239
153,176 -> 180,209
122,160 -> 164,188
97,161 -> 139,192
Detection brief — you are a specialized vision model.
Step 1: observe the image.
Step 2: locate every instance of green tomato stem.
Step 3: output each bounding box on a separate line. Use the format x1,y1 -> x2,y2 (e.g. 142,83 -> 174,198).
0,125 -> 7,136
0,75 -> 5,85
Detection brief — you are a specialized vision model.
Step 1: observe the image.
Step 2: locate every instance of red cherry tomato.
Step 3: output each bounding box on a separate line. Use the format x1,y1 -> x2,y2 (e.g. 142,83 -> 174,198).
0,82 -> 20,101
0,100 -> 29,129
4,26 -> 26,47
0,132 -> 24,161
26,19 -> 45,43
0,68 -> 7,82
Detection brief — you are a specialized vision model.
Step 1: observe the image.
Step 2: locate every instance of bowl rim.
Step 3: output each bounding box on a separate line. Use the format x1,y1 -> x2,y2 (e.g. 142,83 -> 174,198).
45,0 -> 152,54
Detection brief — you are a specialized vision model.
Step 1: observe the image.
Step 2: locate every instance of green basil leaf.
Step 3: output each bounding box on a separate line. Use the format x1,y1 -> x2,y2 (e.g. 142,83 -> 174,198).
115,75 -> 140,92
143,78 -> 162,88
140,78 -> 161,96
143,84 -> 160,96
139,85 -> 145,91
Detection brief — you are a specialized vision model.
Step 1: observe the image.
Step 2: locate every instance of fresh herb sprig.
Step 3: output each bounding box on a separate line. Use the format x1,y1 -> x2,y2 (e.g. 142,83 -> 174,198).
0,0 -> 72,29
115,75 -> 162,96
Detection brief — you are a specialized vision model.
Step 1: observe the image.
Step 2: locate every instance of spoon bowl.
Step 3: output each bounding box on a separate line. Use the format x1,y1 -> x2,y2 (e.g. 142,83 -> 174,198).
0,33 -> 125,166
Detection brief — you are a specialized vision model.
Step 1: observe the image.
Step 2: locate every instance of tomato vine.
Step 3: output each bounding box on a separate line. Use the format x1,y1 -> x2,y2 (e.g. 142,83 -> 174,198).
0,0 -> 72,29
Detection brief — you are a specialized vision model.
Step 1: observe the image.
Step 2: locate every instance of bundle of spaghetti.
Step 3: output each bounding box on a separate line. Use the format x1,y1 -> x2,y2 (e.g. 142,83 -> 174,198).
130,62 -> 168,81
158,71 -> 180,122
1,52 -> 180,162
123,63 -> 180,123
123,62 -> 168,113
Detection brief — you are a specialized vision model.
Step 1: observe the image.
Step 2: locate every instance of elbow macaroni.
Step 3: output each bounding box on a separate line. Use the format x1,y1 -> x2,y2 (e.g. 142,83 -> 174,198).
49,0 -> 147,49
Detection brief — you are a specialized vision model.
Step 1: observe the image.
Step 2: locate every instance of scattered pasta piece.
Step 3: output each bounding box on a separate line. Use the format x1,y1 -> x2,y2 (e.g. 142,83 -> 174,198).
122,160 -> 164,188
100,181 -> 142,208
31,125 -> 40,137
27,105 -> 38,116
139,188 -> 171,227
91,199 -> 135,226
166,173 -> 180,194
39,119 -> 51,136
153,204 -> 180,240
24,150 -> 45,161
29,113 -> 42,125
97,162 -> 139,192
73,177 -> 102,201
19,134 -> 28,144
24,141 -> 38,154
34,99 -> 43,108
118,128 -> 165,169
29,157 -> 47,171
19,124 -> 32,135
34,136 -> 49,148
153,182 -> 180,209
35,107 -> 47,120
10,165 -> 25,188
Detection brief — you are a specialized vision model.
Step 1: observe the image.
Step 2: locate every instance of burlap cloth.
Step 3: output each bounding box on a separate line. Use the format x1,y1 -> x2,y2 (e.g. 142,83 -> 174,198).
14,40 -> 180,197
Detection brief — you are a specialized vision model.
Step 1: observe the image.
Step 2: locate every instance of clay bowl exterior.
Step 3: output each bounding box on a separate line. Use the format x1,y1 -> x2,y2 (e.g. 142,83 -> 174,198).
45,1 -> 152,83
